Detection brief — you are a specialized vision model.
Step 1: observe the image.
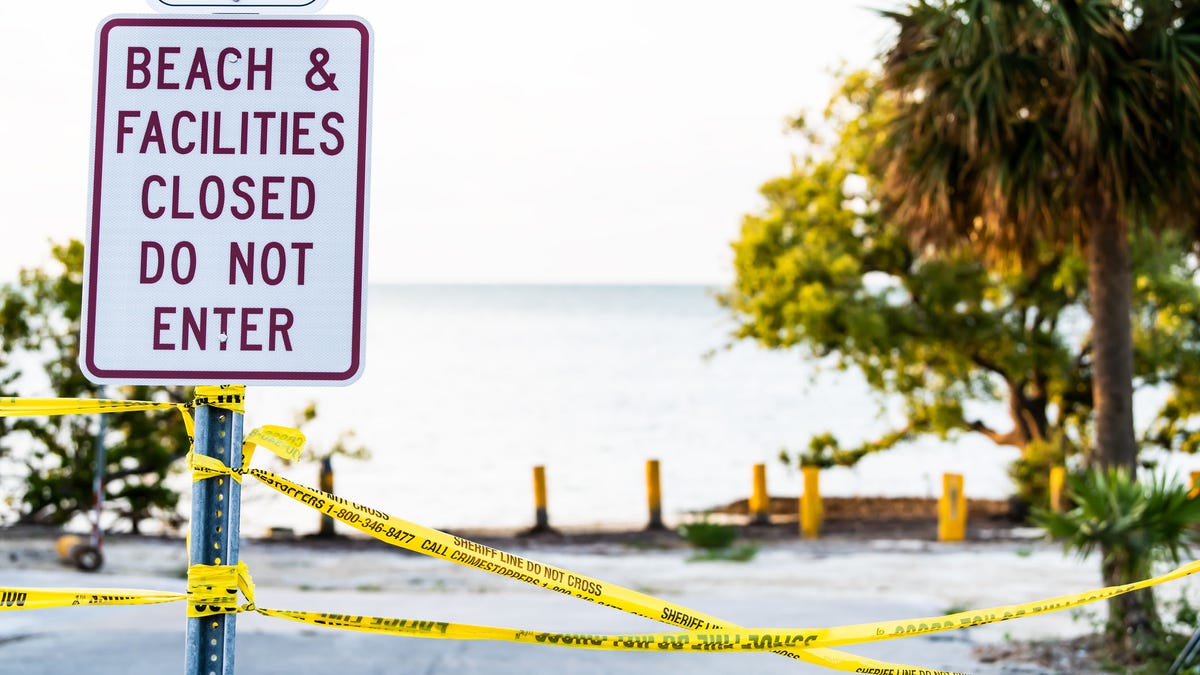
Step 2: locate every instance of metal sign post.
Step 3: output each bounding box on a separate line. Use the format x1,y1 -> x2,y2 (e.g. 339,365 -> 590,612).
87,385 -> 109,568
184,400 -> 244,675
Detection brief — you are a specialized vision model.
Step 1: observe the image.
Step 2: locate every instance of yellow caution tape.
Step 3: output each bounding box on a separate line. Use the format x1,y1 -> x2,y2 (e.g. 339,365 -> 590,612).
9,468 -> 1200,672
188,425 -> 305,483
0,397 -> 182,418
10,393 -> 1198,674
172,458 -> 927,673
187,562 -> 256,617
0,587 -> 184,610
254,557 -> 1200,652
0,387 -> 242,445
193,385 -> 246,414
0,386 -> 241,418
188,452 -> 243,483
236,466 -> 962,673
242,425 -> 306,464
242,468 -> 1200,659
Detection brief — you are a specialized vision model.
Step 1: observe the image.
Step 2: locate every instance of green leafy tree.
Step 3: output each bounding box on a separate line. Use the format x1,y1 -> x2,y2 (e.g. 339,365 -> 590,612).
1,241 -> 191,533
723,72 -> 1200,510
874,0 -> 1200,655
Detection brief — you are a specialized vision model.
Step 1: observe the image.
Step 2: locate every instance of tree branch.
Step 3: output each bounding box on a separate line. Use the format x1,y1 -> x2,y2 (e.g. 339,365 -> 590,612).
970,353 -> 1011,380
968,419 -> 1022,447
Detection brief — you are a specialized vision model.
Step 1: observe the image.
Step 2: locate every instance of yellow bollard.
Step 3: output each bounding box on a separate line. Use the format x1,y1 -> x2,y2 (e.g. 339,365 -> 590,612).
317,456 -> 336,537
532,465 -> 550,532
1190,472 -> 1200,500
937,473 -> 966,542
751,463 -> 770,525
646,459 -> 664,530
799,466 -> 822,539
1049,466 -> 1066,512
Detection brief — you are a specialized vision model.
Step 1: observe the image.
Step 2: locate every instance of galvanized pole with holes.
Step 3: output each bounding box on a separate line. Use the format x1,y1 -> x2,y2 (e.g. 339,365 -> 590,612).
85,385 -> 108,570
184,399 -> 244,675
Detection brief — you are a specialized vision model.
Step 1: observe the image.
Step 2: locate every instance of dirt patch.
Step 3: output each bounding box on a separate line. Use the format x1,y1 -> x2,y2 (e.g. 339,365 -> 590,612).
974,634 -> 1112,675
702,495 -> 1021,540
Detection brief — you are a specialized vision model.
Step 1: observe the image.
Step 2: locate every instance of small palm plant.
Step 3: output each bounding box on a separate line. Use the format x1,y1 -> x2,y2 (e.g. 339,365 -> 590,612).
1034,468 -> 1200,660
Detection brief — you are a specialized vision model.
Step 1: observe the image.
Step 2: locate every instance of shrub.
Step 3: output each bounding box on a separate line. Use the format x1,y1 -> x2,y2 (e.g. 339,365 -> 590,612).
678,519 -> 737,550
1033,468 -> 1200,660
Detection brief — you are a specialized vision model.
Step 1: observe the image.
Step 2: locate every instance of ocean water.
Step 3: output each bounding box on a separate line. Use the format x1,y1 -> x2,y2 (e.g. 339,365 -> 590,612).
225,284 -> 1024,536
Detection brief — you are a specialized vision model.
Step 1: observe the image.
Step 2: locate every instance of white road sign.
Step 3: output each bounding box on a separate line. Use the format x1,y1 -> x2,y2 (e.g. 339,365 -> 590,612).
82,16 -> 372,385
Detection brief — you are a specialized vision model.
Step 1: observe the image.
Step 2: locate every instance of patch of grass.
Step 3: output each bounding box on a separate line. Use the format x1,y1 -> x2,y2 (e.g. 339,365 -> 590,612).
622,538 -> 672,551
688,544 -> 759,563
678,520 -> 737,550
355,584 -> 383,592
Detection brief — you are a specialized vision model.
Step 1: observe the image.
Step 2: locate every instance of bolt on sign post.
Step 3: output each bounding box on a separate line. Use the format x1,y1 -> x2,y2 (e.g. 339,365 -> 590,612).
937,473 -> 967,542
83,6 -> 372,675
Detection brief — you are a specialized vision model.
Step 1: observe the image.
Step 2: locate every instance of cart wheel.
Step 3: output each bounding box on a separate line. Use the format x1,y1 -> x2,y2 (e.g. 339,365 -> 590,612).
72,545 -> 104,572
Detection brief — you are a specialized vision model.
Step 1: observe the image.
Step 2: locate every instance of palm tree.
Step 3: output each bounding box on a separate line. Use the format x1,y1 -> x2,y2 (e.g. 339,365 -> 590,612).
877,0 -> 1200,653
1035,468 -> 1200,656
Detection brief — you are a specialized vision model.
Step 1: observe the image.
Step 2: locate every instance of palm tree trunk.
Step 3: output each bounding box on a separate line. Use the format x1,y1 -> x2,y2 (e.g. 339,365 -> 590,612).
1087,207 -> 1152,659
1101,556 -> 1161,658
1085,211 -> 1137,470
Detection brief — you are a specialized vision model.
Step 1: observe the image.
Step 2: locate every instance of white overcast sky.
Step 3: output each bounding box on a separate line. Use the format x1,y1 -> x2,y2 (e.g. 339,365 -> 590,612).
0,1 -> 895,284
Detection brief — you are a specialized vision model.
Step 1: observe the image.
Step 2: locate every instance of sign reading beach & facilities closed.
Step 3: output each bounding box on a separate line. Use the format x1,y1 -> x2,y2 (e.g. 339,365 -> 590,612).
82,16 -> 372,385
